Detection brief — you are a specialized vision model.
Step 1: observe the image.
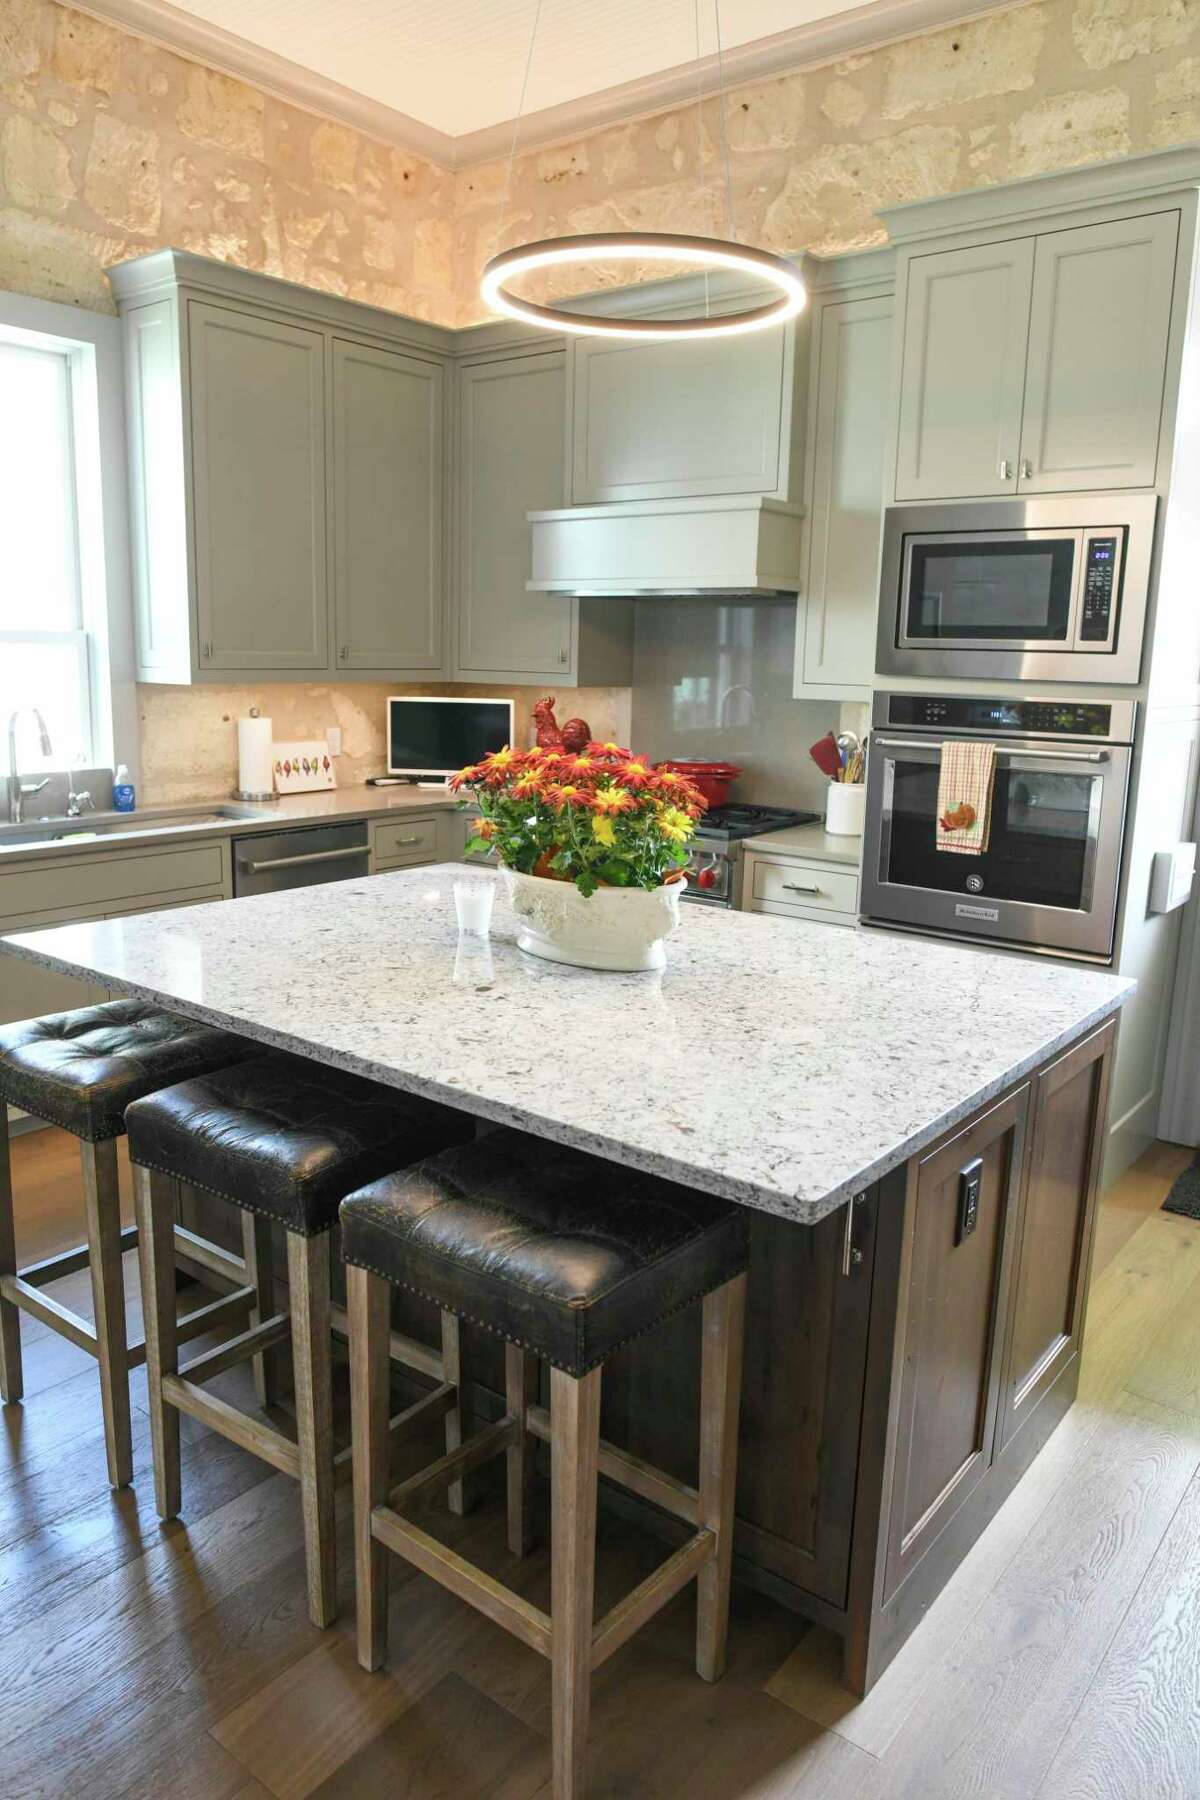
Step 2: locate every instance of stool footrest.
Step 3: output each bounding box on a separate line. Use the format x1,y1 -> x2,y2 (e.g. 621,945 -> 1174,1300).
334,1381 -> 459,1489
526,1402 -> 700,1528
1,1274 -> 98,1356
591,1529 -> 716,1671
371,1501 -> 553,1657
175,1285 -> 257,1346
172,1224 -> 248,1290
161,1371 -> 302,1479
388,1414 -> 517,1514
329,1302 -> 442,1384
181,1311 -> 291,1386
19,1226 -> 139,1289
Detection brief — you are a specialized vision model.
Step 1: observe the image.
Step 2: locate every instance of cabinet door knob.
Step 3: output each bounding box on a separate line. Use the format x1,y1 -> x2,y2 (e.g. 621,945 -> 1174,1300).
339,645 -> 348,662
557,648 -> 568,665
201,641 -> 211,660
1020,458 -> 1032,481
999,459 -> 1013,481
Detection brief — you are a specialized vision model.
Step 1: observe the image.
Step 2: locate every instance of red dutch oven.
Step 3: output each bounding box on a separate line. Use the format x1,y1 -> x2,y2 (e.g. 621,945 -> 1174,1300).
654,759 -> 742,808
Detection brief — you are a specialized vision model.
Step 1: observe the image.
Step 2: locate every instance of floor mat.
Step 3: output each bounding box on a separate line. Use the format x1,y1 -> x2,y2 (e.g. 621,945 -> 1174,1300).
1162,1154 -> 1200,1220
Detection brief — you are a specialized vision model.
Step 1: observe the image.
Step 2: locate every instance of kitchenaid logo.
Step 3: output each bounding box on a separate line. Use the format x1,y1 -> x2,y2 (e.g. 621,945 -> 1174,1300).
955,902 -> 1001,922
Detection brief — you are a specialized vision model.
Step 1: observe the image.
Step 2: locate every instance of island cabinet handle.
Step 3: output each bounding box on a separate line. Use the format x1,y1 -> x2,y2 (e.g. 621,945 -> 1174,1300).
384,834 -> 422,847
841,1194 -> 866,1276
783,882 -> 823,896
236,847 -> 367,874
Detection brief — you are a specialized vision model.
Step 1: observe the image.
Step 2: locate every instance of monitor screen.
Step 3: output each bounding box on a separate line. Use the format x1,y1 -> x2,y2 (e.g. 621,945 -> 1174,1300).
387,697 -> 514,778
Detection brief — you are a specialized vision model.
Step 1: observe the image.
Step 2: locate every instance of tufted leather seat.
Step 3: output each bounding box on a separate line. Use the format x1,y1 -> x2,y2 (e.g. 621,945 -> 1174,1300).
125,1052 -> 475,1235
0,1000 -> 259,1142
339,1127 -> 749,1376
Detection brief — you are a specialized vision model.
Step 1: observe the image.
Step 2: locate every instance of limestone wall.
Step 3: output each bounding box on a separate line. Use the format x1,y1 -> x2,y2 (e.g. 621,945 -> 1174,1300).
1,0 -> 1196,325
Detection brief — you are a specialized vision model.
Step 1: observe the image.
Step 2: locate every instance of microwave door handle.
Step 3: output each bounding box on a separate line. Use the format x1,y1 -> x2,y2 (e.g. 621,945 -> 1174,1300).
872,738 -> 1110,764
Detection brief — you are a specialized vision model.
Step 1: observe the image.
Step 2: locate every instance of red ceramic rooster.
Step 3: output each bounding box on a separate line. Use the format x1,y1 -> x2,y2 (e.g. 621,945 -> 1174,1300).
533,696 -> 591,753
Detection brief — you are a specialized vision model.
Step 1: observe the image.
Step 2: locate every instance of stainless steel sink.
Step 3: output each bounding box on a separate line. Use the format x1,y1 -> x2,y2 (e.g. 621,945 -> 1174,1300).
0,803 -> 277,852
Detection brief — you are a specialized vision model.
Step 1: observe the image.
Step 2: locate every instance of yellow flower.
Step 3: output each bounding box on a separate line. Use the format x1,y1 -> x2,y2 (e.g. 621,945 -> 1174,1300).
591,814 -> 616,847
591,783 -> 635,815
656,805 -> 693,844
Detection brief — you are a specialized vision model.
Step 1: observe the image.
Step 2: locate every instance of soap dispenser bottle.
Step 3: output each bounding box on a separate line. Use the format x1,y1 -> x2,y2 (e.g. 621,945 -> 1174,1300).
112,764 -> 136,813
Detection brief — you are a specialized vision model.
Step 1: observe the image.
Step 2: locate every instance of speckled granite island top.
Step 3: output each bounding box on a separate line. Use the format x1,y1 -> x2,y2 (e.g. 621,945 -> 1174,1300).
0,865 -> 1133,1225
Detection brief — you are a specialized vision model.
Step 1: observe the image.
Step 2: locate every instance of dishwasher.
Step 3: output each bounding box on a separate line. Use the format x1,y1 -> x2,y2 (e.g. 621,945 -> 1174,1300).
232,821 -> 370,896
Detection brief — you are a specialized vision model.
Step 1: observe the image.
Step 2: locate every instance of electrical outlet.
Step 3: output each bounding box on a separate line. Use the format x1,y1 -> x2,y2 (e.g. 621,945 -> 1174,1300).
325,726 -> 343,757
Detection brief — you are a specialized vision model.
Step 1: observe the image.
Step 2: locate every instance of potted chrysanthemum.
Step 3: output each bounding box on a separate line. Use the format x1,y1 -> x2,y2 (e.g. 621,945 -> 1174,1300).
449,742 -> 707,971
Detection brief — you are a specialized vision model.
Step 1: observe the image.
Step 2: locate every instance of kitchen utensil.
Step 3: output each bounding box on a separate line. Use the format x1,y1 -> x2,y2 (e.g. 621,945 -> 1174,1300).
654,759 -> 742,807
835,731 -> 860,769
808,734 -> 842,781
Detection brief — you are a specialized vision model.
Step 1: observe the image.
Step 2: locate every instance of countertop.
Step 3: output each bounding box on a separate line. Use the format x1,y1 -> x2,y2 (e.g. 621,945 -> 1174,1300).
742,822 -> 862,866
0,863 -> 1132,1225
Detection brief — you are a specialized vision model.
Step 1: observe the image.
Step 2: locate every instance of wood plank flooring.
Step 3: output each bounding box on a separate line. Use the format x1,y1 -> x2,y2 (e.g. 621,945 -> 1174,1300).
2,1127 -> 1198,1799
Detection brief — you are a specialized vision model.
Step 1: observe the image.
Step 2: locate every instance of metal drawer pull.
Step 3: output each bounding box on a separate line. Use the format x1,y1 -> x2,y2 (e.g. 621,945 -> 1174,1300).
874,738 -> 1109,764
384,834 -> 422,847
237,847 -> 367,873
842,1193 -> 866,1276
782,882 -> 823,895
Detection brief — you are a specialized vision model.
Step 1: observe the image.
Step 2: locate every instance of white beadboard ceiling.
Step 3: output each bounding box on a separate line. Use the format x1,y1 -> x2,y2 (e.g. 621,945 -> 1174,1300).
81,0 -> 1005,161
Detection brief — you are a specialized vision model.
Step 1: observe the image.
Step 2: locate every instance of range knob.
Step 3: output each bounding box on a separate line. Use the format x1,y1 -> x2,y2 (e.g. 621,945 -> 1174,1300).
696,866 -> 718,891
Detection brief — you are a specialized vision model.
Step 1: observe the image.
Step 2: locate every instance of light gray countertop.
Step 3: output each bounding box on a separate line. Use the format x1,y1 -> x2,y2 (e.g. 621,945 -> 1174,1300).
0,864 -> 1133,1225
743,822 -> 862,866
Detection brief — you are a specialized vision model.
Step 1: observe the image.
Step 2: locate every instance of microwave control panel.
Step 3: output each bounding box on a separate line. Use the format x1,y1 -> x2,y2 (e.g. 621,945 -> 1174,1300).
1079,534 -> 1121,643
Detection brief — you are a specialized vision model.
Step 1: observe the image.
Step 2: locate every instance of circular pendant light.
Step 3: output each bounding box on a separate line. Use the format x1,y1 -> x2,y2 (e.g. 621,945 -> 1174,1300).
481,233 -> 806,340
479,1 -> 806,342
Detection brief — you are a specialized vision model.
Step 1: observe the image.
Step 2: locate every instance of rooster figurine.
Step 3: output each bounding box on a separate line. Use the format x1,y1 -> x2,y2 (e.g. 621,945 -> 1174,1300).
532,696 -> 591,753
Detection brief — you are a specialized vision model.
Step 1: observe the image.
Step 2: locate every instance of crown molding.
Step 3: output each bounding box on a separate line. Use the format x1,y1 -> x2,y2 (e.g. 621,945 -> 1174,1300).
72,0 -> 1014,170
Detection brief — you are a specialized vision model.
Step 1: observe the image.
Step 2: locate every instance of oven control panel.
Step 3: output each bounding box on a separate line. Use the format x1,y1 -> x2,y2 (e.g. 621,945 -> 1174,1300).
886,695 -> 1116,737
1079,534 -> 1120,643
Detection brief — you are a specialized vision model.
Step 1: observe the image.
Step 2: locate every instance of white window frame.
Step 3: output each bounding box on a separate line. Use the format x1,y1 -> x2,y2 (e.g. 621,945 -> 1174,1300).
0,291 -> 137,787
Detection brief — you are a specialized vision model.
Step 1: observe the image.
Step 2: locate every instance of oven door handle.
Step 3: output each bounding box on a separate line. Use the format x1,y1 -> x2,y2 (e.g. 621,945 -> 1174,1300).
872,737 -> 1110,764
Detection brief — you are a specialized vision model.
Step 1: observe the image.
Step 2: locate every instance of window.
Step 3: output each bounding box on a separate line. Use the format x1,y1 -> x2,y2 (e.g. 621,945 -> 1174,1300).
0,337 -> 97,777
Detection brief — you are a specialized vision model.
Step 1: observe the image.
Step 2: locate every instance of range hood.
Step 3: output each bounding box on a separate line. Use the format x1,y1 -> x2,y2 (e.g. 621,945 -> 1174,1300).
527,496 -> 803,597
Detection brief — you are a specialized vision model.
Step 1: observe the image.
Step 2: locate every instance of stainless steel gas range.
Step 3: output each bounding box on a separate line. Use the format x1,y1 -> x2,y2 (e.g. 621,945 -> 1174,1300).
685,803 -> 820,908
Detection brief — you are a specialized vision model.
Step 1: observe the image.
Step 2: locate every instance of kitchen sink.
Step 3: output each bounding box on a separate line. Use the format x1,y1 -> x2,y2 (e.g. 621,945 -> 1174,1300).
0,803 -> 277,852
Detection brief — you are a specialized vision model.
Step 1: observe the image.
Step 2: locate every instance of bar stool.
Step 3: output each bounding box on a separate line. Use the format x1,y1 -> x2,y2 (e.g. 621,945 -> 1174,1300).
339,1128 -> 750,1800
0,999 -> 260,1487
125,1052 -> 475,1628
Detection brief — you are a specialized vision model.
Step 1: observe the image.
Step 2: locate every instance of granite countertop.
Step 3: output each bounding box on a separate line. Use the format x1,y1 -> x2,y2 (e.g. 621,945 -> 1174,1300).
0,864 -> 1132,1225
0,784 -> 460,866
744,822 -> 862,866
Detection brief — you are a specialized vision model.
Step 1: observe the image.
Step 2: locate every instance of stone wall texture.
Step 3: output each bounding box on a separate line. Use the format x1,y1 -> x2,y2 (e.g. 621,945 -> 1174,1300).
0,0 -> 1198,324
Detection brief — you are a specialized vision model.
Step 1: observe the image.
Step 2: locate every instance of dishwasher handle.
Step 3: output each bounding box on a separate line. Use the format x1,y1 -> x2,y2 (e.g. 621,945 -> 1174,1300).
236,846 -> 369,875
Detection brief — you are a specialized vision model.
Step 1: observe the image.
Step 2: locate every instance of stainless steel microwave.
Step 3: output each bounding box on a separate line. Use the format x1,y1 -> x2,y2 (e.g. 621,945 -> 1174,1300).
875,494 -> 1158,684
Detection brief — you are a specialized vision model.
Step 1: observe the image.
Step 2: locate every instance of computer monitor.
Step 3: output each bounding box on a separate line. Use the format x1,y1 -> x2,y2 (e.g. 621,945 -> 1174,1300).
386,696 -> 515,782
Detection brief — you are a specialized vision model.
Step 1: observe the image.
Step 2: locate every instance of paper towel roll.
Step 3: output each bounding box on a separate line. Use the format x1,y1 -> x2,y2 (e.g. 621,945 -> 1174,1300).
237,715 -> 274,796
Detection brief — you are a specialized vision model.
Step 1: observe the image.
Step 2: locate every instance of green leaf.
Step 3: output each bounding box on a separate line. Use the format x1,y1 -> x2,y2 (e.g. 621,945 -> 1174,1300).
463,836 -> 492,856
575,870 -> 599,899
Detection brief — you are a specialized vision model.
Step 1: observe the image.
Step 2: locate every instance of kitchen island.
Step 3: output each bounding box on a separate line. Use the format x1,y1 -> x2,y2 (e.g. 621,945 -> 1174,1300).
0,867 -> 1132,1692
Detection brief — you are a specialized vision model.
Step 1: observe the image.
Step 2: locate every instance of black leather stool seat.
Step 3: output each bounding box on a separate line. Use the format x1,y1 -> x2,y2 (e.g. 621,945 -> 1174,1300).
0,1000 -> 259,1142
339,1128 -> 750,1376
126,1053 -> 474,1235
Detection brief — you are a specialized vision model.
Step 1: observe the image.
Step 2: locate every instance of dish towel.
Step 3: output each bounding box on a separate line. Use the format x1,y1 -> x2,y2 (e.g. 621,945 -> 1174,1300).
936,740 -> 996,855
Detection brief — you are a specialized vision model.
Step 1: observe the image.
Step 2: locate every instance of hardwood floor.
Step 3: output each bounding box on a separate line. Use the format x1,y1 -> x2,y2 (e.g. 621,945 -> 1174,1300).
2,1126 -> 1198,1799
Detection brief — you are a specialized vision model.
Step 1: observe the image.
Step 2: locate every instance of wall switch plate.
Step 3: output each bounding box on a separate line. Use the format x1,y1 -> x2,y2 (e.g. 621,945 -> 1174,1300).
325,726 -> 343,757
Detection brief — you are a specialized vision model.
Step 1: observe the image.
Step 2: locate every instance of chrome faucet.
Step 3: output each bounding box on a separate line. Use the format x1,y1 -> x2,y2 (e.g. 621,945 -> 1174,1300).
66,786 -> 96,817
6,708 -> 53,824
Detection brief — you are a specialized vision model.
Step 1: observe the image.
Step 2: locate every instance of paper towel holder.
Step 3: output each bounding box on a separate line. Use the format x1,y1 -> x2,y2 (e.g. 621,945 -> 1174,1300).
233,707 -> 280,804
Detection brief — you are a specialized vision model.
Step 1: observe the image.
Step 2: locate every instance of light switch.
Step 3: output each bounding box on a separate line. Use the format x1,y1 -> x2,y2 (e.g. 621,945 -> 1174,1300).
325,726 -> 343,757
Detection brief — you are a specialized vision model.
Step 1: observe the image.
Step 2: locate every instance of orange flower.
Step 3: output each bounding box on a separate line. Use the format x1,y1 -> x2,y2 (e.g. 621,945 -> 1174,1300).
565,752 -> 599,779
652,768 -> 707,814
448,763 -> 480,792
546,782 -> 589,810
591,783 -> 635,816
586,740 -> 631,761
475,817 -> 498,840
617,756 -> 654,789
510,768 -> 545,798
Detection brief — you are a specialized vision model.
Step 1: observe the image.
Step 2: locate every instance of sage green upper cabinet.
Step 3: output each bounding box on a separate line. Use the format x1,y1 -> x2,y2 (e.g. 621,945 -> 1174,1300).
795,279 -> 894,700
456,352 -> 569,680
331,339 -> 444,673
1017,212 -> 1178,493
894,239 -> 1034,501
455,349 -> 633,687
568,307 -> 800,504
189,302 -> 330,671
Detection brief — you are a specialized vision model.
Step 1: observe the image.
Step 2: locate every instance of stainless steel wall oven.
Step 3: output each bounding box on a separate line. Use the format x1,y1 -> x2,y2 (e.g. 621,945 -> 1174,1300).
861,693 -> 1135,962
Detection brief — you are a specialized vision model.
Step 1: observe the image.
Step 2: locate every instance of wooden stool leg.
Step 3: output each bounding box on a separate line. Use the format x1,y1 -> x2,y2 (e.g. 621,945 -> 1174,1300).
348,1263 -> 391,1671
505,1344 -> 538,1556
82,1138 -> 133,1488
441,1310 -> 469,1516
133,1165 -> 181,1518
695,1271 -> 748,1683
288,1229 -> 337,1629
0,1106 -> 22,1404
551,1364 -> 601,1800
240,1210 -> 279,1406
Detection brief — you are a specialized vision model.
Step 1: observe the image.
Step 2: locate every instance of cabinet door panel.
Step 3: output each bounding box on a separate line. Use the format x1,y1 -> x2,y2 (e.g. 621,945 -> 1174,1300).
188,302 -> 328,670
797,292 -> 893,698
884,1087 -> 1027,1603
571,328 -> 787,502
332,339 -> 444,671
1019,212 -> 1178,492
895,240 -> 1033,500
457,353 -> 571,679
996,1024 -> 1113,1452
